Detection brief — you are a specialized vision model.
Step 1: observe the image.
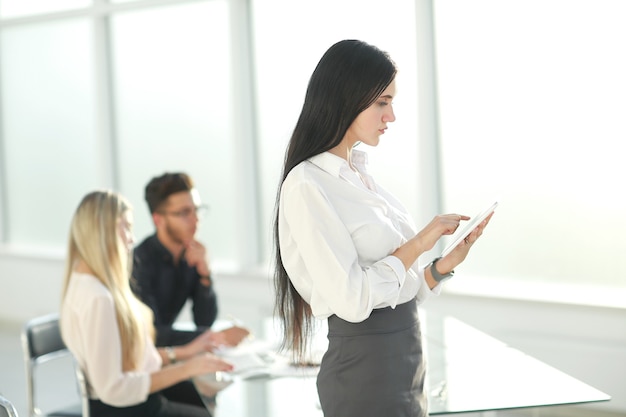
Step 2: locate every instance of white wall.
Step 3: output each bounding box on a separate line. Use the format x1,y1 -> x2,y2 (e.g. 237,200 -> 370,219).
1,251 -> 624,414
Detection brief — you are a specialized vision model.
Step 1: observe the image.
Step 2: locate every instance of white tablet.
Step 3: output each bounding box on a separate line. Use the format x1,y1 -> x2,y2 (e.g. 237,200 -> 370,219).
440,200 -> 498,257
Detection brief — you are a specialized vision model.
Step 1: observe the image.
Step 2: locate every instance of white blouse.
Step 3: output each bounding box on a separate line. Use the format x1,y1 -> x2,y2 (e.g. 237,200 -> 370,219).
279,150 -> 440,323
60,272 -> 162,407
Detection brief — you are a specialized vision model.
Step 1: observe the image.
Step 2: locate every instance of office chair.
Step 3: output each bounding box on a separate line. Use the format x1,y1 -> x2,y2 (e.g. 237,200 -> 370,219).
72,360 -> 90,417
21,313 -> 83,417
0,394 -> 19,417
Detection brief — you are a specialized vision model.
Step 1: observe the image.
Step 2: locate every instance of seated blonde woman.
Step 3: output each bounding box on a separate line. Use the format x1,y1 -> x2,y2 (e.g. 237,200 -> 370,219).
60,190 -> 232,417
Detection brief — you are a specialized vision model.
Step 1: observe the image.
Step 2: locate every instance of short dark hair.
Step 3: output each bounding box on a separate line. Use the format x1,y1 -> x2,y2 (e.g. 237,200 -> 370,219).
144,172 -> 194,214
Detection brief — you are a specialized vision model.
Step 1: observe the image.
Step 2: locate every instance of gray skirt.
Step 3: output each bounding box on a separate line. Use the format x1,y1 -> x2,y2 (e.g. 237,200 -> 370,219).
316,298 -> 427,417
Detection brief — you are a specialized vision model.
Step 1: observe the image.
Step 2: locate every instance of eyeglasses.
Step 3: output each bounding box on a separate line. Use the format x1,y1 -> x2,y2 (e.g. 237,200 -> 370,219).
158,204 -> 209,220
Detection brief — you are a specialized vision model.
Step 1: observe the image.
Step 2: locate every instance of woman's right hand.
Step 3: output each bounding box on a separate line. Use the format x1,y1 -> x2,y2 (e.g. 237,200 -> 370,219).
393,213 -> 469,271
184,352 -> 233,377
152,352 -> 234,393
414,213 -> 469,252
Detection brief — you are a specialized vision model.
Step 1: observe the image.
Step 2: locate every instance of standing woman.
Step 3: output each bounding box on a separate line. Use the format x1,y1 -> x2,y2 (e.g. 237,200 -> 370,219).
61,190 -> 232,417
274,40 -> 492,417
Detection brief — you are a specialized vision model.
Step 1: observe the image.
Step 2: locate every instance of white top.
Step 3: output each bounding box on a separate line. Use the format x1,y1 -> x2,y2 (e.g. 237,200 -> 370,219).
60,272 -> 162,407
278,150 -> 440,323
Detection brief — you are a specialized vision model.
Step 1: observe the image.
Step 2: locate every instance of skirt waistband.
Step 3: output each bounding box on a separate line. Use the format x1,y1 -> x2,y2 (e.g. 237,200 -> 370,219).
327,298 -> 418,337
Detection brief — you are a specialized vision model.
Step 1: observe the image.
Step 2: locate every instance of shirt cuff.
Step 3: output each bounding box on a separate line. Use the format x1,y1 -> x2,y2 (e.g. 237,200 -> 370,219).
418,265 -> 443,296
380,255 -> 407,286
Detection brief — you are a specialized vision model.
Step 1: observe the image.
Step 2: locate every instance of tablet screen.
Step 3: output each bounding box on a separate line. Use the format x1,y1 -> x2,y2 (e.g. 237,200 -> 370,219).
440,200 -> 498,257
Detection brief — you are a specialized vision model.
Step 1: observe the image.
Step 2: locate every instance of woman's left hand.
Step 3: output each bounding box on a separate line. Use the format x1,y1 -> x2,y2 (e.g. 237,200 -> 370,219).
182,325 -> 252,358
180,329 -> 220,358
212,326 -> 251,347
437,211 -> 494,272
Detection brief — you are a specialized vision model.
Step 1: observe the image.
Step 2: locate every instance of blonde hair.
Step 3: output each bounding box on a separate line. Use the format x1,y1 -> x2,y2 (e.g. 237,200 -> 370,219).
62,190 -> 154,371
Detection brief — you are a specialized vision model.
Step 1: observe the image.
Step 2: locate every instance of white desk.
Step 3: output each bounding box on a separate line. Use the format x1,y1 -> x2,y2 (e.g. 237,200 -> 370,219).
197,309 -> 610,416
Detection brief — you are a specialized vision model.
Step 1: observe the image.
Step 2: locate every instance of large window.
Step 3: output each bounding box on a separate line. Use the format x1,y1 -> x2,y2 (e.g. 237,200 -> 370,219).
251,0 -> 421,260
0,0 -> 89,19
1,17 -> 99,247
0,0 -> 242,267
434,0 -> 626,303
110,0 -> 239,266
1,0 -> 624,307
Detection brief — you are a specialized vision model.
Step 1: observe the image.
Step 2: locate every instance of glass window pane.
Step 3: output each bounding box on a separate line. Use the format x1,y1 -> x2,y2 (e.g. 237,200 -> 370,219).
0,18 -> 98,246
0,0 -> 89,19
110,1 -> 237,267
252,0 -> 420,261
434,0 -> 626,290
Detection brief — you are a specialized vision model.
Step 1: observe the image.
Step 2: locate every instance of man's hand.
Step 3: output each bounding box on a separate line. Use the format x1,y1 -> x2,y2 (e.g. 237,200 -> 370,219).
184,239 -> 211,283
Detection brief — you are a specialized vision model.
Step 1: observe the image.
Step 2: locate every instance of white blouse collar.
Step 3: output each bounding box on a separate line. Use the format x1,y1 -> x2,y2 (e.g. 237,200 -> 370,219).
308,149 -> 369,177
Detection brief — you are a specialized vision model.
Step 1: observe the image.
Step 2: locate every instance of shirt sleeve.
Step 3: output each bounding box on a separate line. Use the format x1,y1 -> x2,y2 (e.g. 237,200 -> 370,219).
280,178 -> 415,323
191,276 -> 218,328
80,292 -> 152,407
132,252 -> 175,344
376,181 -> 442,302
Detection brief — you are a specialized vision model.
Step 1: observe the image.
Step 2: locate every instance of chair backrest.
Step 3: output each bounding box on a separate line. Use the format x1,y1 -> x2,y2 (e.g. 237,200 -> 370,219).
22,313 -> 66,362
0,394 -> 19,417
21,313 -> 82,417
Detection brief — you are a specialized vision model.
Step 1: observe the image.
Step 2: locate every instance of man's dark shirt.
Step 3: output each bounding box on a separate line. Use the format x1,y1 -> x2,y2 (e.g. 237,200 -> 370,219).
132,234 -> 218,347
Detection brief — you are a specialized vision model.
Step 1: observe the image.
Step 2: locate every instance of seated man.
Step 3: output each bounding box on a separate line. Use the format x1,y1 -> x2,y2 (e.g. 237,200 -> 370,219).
133,172 -> 247,348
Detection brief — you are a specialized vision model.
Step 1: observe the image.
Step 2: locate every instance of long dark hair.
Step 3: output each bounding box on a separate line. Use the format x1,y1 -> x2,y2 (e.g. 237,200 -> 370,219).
273,40 -> 397,360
